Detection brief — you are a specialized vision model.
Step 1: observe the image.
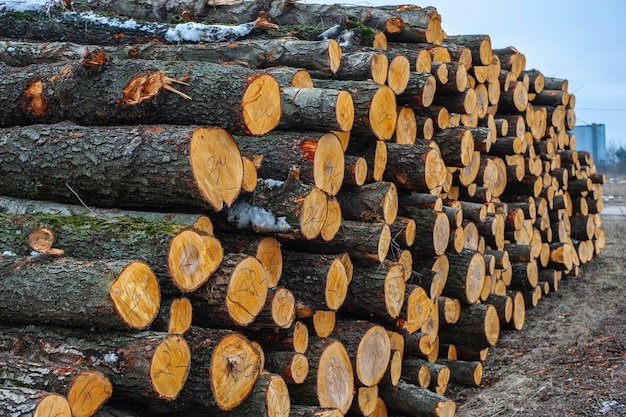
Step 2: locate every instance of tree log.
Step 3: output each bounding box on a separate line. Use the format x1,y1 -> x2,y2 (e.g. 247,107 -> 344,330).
278,87 -> 354,132
277,220 -> 391,263
439,303 -> 500,349
0,60 -> 280,135
384,142 -> 447,193
281,251 -> 349,312
436,359 -> 482,387
0,325 -> 190,401
336,181 -> 398,225
332,320 -> 391,387
341,262 -> 406,322
0,387 -> 71,417
312,80 -> 397,141
288,337 -> 354,415
235,131 -> 345,196
431,127 -> 475,168
441,249 -> 486,305
0,123 -> 248,212
0,256 -> 159,331
187,253 -> 267,327
379,380 -> 456,417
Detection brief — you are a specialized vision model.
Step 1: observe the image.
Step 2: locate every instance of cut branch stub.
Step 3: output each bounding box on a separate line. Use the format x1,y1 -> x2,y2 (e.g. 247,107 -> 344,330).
66,371 -> 112,417
26,226 -> 55,253
167,228 -> 224,292
189,127 -> 244,211
109,261 -> 160,330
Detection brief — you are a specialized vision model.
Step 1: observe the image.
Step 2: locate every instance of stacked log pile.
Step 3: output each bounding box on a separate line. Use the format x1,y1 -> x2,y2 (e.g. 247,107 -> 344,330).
0,1 -> 606,416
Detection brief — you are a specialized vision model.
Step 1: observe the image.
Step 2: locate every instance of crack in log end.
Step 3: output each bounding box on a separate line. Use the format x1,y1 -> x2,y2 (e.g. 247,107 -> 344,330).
122,71 -> 191,106
21,78 -> 48,117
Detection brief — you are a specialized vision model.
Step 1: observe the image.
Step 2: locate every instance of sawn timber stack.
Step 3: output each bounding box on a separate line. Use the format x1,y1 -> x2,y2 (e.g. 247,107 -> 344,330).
0,1 -> 605,417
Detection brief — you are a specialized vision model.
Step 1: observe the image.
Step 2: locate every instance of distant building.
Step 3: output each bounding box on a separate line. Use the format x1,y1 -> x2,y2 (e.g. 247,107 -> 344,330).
572,123 -> 606,166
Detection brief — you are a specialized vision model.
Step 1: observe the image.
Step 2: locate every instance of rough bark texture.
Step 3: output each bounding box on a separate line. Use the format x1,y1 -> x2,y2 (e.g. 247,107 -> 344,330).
0,60 -> 280,135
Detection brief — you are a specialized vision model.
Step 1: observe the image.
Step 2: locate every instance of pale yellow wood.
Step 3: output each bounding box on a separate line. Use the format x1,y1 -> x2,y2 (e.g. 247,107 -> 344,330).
150,334 -> 191,400
225,256 -> 268,326
241,74 -> 282,136
109,261 -> 160,330
255,237 -> 283,288
34,394 -> 72,417
67,371 -> 112,417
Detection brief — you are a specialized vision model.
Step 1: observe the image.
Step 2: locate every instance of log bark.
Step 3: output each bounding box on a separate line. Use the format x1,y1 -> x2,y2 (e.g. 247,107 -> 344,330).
235,131 -> 345,196
436,359 -> 482,387
288,337 -> 354,415
313,80 -> 397,142
278,87 -> 354,132
402,206 -> 450,257
397,72 -> 437,108
378,380 -> 456,417
341,262 -> 406,322
445,35 -> 492,66
0,387 -> 71,417
441,249 -> 486,305
0,256 -> 159,331
335,181 -> 398,225
280,251 -> 349,312
384,142 -> 447,193
265,352 -> 309,385
0,60 -> 280,135
187,253 -> 268,327
431,127 -> 475,167
439,303 -> 500,349
0,123 -> 246,212
0,325 -> 191,401
277,220 -> 391,263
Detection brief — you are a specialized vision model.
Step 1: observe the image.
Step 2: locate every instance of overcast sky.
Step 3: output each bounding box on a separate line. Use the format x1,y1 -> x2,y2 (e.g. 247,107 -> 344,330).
313,0 -> 626,147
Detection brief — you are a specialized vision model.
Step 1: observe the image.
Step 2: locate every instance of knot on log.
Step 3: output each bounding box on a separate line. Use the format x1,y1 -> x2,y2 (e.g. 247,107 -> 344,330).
122,70 -> 191,105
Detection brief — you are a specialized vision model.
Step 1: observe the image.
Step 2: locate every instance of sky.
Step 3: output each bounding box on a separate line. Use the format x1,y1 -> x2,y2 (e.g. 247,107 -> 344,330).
312,0 -> 626,148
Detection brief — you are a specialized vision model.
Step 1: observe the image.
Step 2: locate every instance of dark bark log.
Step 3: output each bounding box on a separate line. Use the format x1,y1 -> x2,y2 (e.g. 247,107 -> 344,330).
378,380 -> 456,417
384,142 -> 446,193
0,387 -> 71,417
0,123 -> 246,212
441,249 -> 486,305
235,131 -> 345,196
0,60 -> 281,136
281,251 -> 348,312
0,324 -> 190,402
335,181 -> 398,225
439,303 -> 500,349
0,256 -> 160,331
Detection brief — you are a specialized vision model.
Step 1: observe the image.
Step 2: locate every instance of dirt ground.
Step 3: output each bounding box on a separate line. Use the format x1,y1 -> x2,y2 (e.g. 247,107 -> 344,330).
448,179 -> 626,416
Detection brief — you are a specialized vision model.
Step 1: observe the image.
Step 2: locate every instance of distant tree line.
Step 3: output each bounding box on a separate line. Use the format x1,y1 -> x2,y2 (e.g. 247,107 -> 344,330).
601,143 -> 626,175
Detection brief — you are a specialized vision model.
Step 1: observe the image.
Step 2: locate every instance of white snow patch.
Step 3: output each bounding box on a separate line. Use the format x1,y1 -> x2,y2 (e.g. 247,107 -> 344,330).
165,21 -> 254,43
2,250 -> 17,256
30,250 -> 43,256
0,0 -> 61,12
103,353 -> 118,363
263,179 -> 285,188
78,11 -> 142,30
226,200 -> 291,233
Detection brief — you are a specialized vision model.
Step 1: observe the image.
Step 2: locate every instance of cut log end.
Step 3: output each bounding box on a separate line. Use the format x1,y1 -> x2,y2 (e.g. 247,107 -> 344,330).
433,212 -> 451,256
328,40 -> 342,74
422,75 -> 437,107
226,256 -> 268,326
271,287 -> 296,329
241,73 -> 282,136
313,310 -> 336,337
67,371 -> 112,417
325,258 -> 348,311
210,333 -> 262,410
388,55 -> 411,94
290,353 -> 310,384
34,394 -> 72,417
425,148 -> 447,192
300,187 -> 329,240
265,373 -> 291,417
385,264 -> 407,319
167,297 -> 193,334
320,197 -> 342,242
190,127 -> 243,211
378,223 -> 392,263
150,334 -> 191,400
167,228 -> 224,292
357,325 -> 391,386
293,321 -> 310,354
317,341 -> 354,414
255,237 -> 283,288
241,156 -> 259,192
27,227 -> 55,253
314,133 -> 345,196
370,86 -> 398,140
466,252 -> 487,305
109,261 -> 160,330
336,91 -> 355,132
371,52 -> 390,84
